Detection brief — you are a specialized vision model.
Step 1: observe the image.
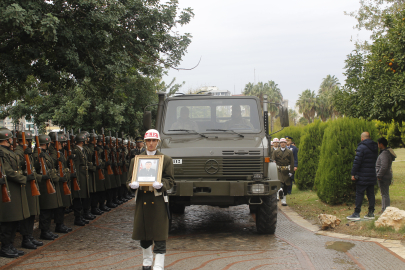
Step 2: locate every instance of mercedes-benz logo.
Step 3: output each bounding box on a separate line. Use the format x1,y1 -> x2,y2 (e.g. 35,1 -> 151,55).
204,159 -> 219,174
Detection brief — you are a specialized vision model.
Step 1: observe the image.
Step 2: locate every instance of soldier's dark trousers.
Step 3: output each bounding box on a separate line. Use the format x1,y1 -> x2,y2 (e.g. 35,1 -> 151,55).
73,198 -> 84,218
19,215 -> 35,236
140,240 -> 166,254
91,193 -> 99,209
39,209 -> 54,230
0,221 -> 18,246
281,182 -> 292,196
106,189 -> 113,203
82,198 -> 91,212
54,207 -> 65,224
98,191 -> 106,207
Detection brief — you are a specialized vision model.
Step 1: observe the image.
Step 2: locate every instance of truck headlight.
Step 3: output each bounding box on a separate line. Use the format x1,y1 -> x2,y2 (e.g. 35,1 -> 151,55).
253,173 -> 263,180
251,184 -> 265,194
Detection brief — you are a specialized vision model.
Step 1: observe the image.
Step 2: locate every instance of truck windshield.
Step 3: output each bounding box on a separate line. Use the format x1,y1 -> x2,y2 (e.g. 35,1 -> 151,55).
163,98 -> 261,134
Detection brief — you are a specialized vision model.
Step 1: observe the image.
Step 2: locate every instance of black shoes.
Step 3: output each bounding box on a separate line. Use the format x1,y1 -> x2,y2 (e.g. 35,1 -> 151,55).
10,245 -> 24,256
91,208 -> 104,215
81,217 -> 90,224
22,236 -> 37,249
99,205 -> 111,212
74,218 -> 86,226
83,212 -> 96,220
55,223 -> 72,233
106,202 -> 117,208
30,237 -> 43,246
40,230 -> 56,240
0,245 -> 19,258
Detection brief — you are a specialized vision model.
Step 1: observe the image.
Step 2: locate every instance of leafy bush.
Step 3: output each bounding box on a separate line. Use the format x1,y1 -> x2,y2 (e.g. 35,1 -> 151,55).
314,118 -> 378,205
272,125 -> 304,148
295,120 -> 329,190
374,120 -> 404,148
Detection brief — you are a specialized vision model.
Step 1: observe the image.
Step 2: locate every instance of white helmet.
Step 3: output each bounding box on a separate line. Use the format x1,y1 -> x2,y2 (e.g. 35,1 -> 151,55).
271,141 -> 274,145
279,138 -> 287,143
272,138 -> 279,143
144,129 -> 160,141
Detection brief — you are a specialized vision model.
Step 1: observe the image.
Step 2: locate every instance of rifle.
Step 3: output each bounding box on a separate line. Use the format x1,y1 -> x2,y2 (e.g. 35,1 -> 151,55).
63,128 -> 68,159
102,128 -> 113,175
93,129 -> 105,181
109,131 -> 119,175
0,156 -> 11,203
55,132 -> 71,195
67,131 -> 80,191
34,126 -> 56,194
21,124 -> 40,197
116,132 -> 123,175
13,124 -> 17,151
121,132 -> 128,173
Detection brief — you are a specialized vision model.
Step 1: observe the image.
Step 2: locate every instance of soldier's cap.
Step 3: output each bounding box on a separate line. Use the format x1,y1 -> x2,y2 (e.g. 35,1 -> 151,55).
279,138 -> 287,143
285,136 -> 293,140
135,137 -> 144,142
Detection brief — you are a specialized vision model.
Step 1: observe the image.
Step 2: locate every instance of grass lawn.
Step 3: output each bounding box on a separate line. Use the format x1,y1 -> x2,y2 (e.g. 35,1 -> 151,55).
287,148 -> 405,240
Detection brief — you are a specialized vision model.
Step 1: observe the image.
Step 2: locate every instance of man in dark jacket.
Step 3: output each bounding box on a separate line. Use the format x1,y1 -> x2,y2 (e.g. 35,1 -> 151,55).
347,132 -> 378,221
376,137 -> 396,213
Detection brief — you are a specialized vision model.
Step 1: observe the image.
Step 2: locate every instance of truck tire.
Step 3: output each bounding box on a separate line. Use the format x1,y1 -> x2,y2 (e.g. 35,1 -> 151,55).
256,192 -> 277,234
170,204 -> 186,214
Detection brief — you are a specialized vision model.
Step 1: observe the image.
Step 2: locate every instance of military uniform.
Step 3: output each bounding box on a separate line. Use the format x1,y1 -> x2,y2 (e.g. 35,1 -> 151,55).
14,141 -> 43,249
272,147 -> 294,206
94,140 -> 110,212
0,140 -> 30,257
33,136 -> 64,240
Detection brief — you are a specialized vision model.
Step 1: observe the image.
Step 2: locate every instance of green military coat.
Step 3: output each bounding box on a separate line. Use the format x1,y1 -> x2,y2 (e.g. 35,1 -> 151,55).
84,144 -> 96,193
48,144 -> 72,208
0,146 -> 30,222
33,149 -> 64,210
72,145 -> 90,198
272,148 -> 294,186
14,145 -> 41,216
127,150 -> 174,241
93,145 -> 106,192
100,145 -> 112,190
110,148 -> 121,188
120,148 -> 128,185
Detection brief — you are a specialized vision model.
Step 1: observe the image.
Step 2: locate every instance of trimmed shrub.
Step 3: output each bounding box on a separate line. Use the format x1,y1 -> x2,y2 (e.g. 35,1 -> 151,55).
314,118 -> 378,205
295,120 -> 329,190
272,125 -> 304,148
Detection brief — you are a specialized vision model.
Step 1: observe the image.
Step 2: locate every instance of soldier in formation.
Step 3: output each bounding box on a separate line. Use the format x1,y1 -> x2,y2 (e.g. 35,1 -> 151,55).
0,126 -> 138,258
272,138 -> 294,206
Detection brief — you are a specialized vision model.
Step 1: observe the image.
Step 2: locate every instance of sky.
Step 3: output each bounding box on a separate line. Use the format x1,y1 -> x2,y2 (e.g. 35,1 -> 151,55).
163,0 -> 370,108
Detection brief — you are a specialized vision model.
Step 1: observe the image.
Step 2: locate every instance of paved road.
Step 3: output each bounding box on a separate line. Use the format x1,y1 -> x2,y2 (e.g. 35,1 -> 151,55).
1,200 -> 404,269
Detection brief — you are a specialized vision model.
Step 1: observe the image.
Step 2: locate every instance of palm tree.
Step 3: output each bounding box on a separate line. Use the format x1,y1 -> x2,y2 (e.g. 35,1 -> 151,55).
318,75 -> 341,119
296,89 -> 318,123
265,81 -> 282,132
288,108 -> 298,126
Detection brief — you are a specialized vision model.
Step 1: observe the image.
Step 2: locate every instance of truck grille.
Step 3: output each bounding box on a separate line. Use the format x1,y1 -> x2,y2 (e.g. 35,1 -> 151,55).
173,157 -> 263,178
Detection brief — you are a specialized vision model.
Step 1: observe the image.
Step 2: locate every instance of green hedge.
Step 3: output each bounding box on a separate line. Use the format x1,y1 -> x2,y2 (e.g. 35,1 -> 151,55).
295,120 -> 329,190
272,126 -> 303,148
374,120 -> 405,148
314,118 -> 378,205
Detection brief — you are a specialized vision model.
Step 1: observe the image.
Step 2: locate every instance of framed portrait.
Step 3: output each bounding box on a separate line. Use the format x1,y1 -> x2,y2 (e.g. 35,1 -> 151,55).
131,155 -> 164,186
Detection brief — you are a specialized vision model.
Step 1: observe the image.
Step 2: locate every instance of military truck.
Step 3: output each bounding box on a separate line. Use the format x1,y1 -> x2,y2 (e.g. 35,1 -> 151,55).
143,92 -> 289,234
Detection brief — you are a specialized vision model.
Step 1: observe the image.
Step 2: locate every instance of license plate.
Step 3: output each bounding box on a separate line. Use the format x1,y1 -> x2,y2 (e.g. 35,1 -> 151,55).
173,159 -> 182,165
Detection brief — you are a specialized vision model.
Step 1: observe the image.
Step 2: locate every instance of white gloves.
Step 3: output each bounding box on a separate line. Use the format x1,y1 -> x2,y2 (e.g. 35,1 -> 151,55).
289,173 -> 293,177
129,182 -> 139,190
152,181 -> 163,189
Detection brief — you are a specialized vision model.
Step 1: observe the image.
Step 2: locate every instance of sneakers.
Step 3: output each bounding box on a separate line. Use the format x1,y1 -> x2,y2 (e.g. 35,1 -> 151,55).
346,212 -> 361,221
364,212 -> 375,220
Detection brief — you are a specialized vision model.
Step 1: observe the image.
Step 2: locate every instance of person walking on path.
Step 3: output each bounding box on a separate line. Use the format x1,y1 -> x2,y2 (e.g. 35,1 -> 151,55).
127,129 -> 174,270
376,137 -> 396,214
347,132 -> 378,221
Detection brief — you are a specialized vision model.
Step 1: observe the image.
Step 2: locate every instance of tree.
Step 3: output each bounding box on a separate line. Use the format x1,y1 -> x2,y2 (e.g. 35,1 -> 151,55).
314,118 -> 378,205
0,0 -> 194,104
296,89 -> 318,123
334,10 -> 405,125
288,108 -> 298,126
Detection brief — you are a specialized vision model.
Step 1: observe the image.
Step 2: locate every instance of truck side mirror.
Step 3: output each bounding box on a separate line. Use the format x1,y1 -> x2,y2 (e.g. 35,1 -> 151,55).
143,111 -> 152,130
280,107 -> 290,127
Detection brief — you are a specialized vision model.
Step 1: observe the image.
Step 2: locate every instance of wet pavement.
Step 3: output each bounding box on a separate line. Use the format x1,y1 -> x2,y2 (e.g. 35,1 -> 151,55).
1,200 -> 405,269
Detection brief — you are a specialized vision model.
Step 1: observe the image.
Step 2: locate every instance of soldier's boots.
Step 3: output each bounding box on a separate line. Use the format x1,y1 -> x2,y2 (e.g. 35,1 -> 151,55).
154,254 -> 165,270
29,236 -> 43,246
91,207 -> 104,215
278,188 -> 283,200
0,245 -> 19,258
10,245 -> 25,256
99,204 -> 111,212
106,202 -> 117,208
113,199 -> 123,205
281,196 -> 287,206
142,267 -> 152,270
83,210 -> 96,220
40,230 -> 57,240
55,223 -> 72,233
142,246 -> 153,269
22,235 -> 37,249
124,193 -> 132,200
74,217 -> 86,226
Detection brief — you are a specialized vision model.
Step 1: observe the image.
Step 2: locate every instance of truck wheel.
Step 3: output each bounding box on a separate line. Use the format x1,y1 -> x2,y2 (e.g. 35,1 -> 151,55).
256,192 -> 277,234
170,204 -> 186,214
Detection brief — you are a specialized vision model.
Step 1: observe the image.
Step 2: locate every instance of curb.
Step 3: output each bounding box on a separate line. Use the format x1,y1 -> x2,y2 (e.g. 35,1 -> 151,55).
278,202 -> 405,261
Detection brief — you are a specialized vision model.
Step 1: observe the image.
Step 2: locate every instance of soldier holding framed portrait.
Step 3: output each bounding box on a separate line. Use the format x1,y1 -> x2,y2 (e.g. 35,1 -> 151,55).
127,129 -> 174,270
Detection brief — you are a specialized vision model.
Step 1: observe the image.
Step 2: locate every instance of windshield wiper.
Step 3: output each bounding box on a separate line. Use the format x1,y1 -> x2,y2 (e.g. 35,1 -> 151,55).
206,129 -> 244,138
168,129 -> 208,138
